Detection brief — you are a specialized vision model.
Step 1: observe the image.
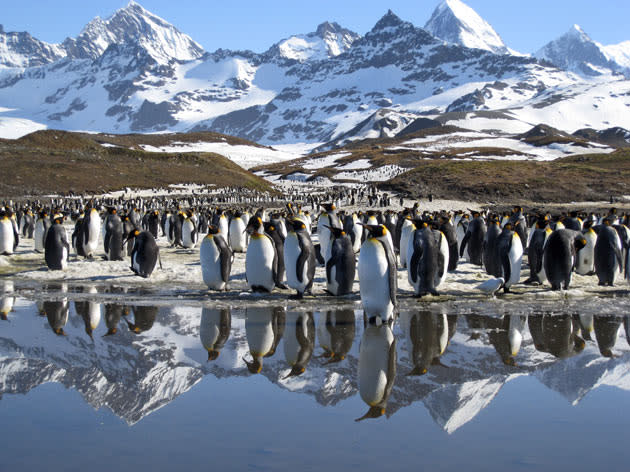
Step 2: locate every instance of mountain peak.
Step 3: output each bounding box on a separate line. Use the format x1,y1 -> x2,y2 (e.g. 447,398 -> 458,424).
424,0 -> 509,54
372,10 -> 405,31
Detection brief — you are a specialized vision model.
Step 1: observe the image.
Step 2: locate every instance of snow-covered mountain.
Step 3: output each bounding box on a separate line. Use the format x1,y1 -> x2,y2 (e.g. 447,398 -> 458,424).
0,1 -> 630,148
424,0 -> 509,55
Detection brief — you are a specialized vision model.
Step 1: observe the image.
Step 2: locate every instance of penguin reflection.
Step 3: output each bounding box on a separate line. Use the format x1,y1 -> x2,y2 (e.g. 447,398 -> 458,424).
528,314 -> 585,358
200,307 -> 231,361
244,306 -> 285,374
74,286 -> 101,339
317,309 -> 355,364
594,315 -> 623,358
485,315 -> 527,366
356,320 -> 396,421
400,309 -> 450,376
126,305 -> 158,334
44,299 -> 69,336
103,303 -> 127,336
283,311 -> 315,378
0,281 -> 15,321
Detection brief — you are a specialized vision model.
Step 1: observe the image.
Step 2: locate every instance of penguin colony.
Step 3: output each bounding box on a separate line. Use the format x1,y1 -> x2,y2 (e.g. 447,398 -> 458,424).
3,196 -> 630,323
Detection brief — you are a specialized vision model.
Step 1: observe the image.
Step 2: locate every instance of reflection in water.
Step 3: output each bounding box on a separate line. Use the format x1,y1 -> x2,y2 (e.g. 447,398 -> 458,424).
244,306 -> 286,374
594,316 -> 623,358
528,314 -> 585,358
317,309 -> 355,364
74,286 -> 101,339
357,321 -> 396,421
283,311 -> 315,378
44,299 -> 69,336
1,295 -> 630,431
200,307 -> 231,361
127,306 -> 158,334
0,281 -> 14,320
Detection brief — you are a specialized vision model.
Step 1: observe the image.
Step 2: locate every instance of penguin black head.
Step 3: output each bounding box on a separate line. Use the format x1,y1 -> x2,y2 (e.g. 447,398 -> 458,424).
289,218 -> 307,232
325,225 -> 346,238
355,406 -> 386,422
244,356 -> 263,374
362,224 -> 388,239
283,365 -> 306,379
207,224 -> 220,235
246,217 -> 263,235
207,350 -> 220,361
321,203 -> 336,212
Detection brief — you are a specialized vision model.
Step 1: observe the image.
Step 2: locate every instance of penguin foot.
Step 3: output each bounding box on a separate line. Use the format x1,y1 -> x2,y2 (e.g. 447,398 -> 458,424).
276,283 -> 289,290
289,292 -> 304,300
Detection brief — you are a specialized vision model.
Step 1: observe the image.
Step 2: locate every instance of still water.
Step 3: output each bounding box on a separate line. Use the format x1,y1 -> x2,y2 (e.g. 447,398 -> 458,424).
0,284 -> 629,471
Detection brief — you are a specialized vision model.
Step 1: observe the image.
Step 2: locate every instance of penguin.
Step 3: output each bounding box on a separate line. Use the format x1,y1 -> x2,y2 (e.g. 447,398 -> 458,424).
439,215 -> 459,272
284,218 -> 316,298
163,210 -> 174,245
103,208 -> 124,261
325,226 -> 356,296
529,314 -> 585,358
34,210 -> 50,253
543,229 -> 587,290
358,224 -> 397,323
343,212 -> 363,254
398,214 -> 415,269
181,210 -> 198,249
44,216 -> 70,270
593,315 -> 622,357
402,309 -> 449,376
263,221 -> 288,289
459,212 -> 486,266
44,299 -> 69,336
169,211 -> 184,247
0,210 -> 18,255
496,222 -> 523,293
594,219 -> 623,286
455,214 -> 470,261
215,209 -> 229,242
406,222 -> 449,297
317,203 -> 341,264
356,321 -> 396,421
146,210 -> 160,239
126,305 -> 158,334
524,219 -> 552,284
20,209 -> 35,238
200,225 -> 232,291
317,309 -> 355,364
483,217 -> 503,277
244,306 -> 276,374
283,311 -> 315,378
508,206 -> 527,247
228,210 -> 247,252
200,307 -> 231,361
80,205 -> 101,258
74,286 -> 101,339
486,316 -> 524,366
245,216 -> 277,293
127,230 -> 160,278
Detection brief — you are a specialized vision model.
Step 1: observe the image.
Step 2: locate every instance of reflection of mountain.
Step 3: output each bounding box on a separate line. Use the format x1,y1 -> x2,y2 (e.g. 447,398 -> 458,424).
1,298 -> 630,432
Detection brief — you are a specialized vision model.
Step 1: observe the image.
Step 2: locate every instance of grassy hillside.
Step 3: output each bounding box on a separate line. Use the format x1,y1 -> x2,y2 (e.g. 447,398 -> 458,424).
0,130 -> 274,197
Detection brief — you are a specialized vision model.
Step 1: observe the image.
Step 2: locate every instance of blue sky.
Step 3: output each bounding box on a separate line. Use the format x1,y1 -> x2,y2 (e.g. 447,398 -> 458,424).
2,0 -> 629,54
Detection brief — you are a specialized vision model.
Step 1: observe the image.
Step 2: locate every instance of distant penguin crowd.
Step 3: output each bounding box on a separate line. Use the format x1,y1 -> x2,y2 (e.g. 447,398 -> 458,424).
2,189 -> 630,324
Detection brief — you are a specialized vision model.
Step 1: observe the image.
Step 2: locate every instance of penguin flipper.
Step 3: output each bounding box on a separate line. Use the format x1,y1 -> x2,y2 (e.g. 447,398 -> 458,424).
409,244 -> 422,284
383,241 -> 398,308
296,243 -> 310,285
384,336 -> 397,400
501,251 -> 512,287
325,249 -> 338,283
437,246 -> 445,282
460,232 -> 470,257
216,235 -> 232,284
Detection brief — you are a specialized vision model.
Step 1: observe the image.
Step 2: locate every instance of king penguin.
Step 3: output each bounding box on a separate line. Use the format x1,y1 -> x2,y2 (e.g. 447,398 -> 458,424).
283,311 -> 315,378
127,230 -> 160,278
284,218 -> 316,298
228,210 -> 248,252
358,224 -> 397,323
244,306 -> 276,374
181,210 -> 198,249
406,221 -> 449,297
496,222 -> 523,293
34,210 -> 50,253
594,219 -> 623,286
81,204 -> 101,259
44,215 -> 70,270
103,208 -> 124,261
459,212 -> 486,266
317,309 -> 356,364
0,211 -> 18,256
325,226 -> 356,296
245,216 -> 277,293
200,225 -> 233,291
543,229 -> 587,290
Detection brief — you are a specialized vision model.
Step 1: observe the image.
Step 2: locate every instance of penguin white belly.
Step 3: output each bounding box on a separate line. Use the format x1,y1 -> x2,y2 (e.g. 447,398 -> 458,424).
352,224 -> 363,253
229,218 -> 247,252
0,220 -> 14,254
317,314 -> 332,353
284,233 -> 307,292
200,237 -> 225,290
437,232 -> 450,287
182,220 -> 197,248
34,221 -> 45,253
165,218 -> 174,244
317,216 -> 331,258
84,213 -> 101,256
576,230 -> 597,275
60,246 -> 68,270
456,224 -> 468,262
506,234 -> 523,288
200,309 -> 222,349
508,315 -> 526,356
399,222 -> 415,268
358,326 -> 394,406
438,313 -> 449,355
358,240 -> 393,319
246,235 -> 275,291
327,265 -> 339,295
218,217 -> 229,238
132,251 -> 140,273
